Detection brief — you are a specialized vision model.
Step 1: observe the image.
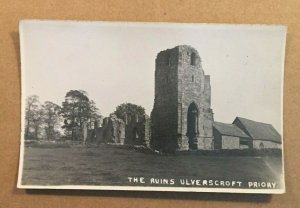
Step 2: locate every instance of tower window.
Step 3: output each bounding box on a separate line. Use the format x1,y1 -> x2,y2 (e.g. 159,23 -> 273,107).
192,75 -> 194,82
191,52 -> 196,66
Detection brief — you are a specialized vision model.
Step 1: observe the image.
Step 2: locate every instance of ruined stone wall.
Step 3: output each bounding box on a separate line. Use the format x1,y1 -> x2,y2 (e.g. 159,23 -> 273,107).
177,46 -> 203,150
198,137 -> 214,150
178,46 -> 214,150
144,115 -> 151,148
202,76 -> 214,138
151,45 -> 214,152
86,129 -> 96,143
97,115 -> 125,144
151,47 -> 179,151
95,127 -> 104,143
124,114 -> 150,146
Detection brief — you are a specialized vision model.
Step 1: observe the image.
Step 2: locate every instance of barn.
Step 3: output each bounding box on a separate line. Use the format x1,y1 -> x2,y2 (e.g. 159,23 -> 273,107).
233,117 -> 282,149
213,122 -> 251,150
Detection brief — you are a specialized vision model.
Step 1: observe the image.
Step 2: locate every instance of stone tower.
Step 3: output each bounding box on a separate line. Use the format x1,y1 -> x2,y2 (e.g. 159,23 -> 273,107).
151,45 -> 214,152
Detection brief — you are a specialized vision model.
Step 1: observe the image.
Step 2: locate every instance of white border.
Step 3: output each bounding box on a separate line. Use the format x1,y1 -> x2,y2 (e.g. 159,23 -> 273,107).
18,184 -> 285,194
17,20 -> 287,194
279,24 -> 287,194
17,20 -> 26,189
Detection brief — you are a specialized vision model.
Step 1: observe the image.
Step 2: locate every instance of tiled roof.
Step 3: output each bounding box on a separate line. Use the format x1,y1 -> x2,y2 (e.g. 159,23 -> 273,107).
233,117 -> 282,143
213,122 -> 250,138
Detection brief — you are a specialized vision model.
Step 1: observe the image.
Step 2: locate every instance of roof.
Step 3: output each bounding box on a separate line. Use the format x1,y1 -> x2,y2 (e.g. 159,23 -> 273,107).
213,122 -> 250,138
233,117 -> 282,143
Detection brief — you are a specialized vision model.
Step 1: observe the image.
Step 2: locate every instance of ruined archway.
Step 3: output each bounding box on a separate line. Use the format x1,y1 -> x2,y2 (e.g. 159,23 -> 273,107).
187,102 -> 199,150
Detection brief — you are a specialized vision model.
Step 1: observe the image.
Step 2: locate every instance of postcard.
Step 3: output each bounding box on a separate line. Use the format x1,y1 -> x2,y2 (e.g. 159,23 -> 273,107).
17,20 -> 286,194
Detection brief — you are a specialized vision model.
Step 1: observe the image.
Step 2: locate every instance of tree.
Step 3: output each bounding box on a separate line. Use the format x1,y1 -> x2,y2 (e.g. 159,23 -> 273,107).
61,90 -> 101,140
25,95 -> 41,140
43,101 -> 62,140
88,100 -> 102,129
113,103 -> 145,123
31,107 -> 44,140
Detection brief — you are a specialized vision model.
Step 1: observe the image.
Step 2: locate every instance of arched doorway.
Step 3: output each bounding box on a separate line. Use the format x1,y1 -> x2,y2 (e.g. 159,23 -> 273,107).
259,142 -> 264,149
187,102 -> 199,150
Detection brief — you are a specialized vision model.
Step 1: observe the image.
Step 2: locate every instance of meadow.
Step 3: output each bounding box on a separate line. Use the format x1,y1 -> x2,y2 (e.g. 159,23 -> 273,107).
21,144 -> 283,189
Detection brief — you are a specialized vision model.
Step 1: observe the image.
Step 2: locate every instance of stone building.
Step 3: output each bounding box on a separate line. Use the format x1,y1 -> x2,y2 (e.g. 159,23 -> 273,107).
233,117 -> 282,149
213,122 -> 251,149
86,45 -> 282,152
95,114 -> 126,144
86,113 -> 150,147
124,114 -> 151,147
151,45 -> 214,152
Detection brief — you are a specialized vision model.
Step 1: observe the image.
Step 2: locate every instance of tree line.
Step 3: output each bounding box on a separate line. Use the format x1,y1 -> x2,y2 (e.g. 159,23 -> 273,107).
25,90 -> 145,141
25,90 -> 101,141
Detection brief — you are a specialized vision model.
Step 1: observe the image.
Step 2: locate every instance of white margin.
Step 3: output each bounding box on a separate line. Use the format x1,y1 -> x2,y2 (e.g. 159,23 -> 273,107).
17,21 -> 26,189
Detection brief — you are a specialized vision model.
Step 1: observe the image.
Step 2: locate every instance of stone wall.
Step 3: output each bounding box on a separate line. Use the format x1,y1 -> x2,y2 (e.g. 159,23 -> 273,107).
213,129 -> 240,150
151,47 -> 179,151
222,136 -> 240,149
151,45 -> 214,152
125,114 -> 149,146
95,127 -> 104,143
96,115 -> 125,144
253,140 -> 282,149
197,137 -> 214,150
144,115 -> 151,148
124,124 -> 139,145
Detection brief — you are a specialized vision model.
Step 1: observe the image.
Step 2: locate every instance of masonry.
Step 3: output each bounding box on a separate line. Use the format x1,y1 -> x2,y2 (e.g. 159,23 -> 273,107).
151,45 -> 214,152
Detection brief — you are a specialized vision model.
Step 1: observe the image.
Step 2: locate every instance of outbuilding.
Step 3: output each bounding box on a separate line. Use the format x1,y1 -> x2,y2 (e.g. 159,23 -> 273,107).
213,122 -> 251,150
233,117 -> 282,149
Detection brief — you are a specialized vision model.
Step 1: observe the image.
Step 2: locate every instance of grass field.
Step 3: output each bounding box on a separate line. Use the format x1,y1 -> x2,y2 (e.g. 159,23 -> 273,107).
21,144 -> 283,189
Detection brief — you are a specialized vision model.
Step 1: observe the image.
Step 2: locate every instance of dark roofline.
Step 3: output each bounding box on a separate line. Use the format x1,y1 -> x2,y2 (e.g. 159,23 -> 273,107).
214,131 -> 250,139
234,116 -> 278,127
213,121 -> 250,138
233,117 -> 282,143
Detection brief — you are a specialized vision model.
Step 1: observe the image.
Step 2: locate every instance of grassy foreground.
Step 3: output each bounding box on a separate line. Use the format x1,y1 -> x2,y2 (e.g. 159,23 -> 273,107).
21,144 -> 283,189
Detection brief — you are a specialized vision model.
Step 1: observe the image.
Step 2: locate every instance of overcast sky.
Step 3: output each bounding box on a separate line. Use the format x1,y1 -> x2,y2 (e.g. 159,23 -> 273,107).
20,21 -> 286,133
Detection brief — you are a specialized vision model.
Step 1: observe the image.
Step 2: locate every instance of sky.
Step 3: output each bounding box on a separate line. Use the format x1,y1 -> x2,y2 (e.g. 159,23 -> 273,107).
20,21 -> 286,133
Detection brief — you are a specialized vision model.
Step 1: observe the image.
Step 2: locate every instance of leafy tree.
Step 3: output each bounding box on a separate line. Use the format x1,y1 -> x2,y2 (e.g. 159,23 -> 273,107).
43,101 -> 62,140
31,107 -> 44,140
88,100 -> 102,128
113,103 -> 145,123
25,95 -> 41,140
61,90 -> 101,140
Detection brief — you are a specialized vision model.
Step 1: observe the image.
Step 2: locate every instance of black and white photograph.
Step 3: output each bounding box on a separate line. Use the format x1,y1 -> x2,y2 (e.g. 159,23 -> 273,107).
17,20 -> 286,194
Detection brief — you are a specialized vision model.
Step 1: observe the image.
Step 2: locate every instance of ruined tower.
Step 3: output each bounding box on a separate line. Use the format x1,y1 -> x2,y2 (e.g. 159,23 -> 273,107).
151,45 -> 214,152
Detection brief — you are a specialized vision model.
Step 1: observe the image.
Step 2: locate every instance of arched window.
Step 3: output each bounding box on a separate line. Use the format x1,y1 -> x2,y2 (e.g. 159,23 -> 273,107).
191,52 -> 196,65
192,75 -> 194,82
187,102 -> 199,150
